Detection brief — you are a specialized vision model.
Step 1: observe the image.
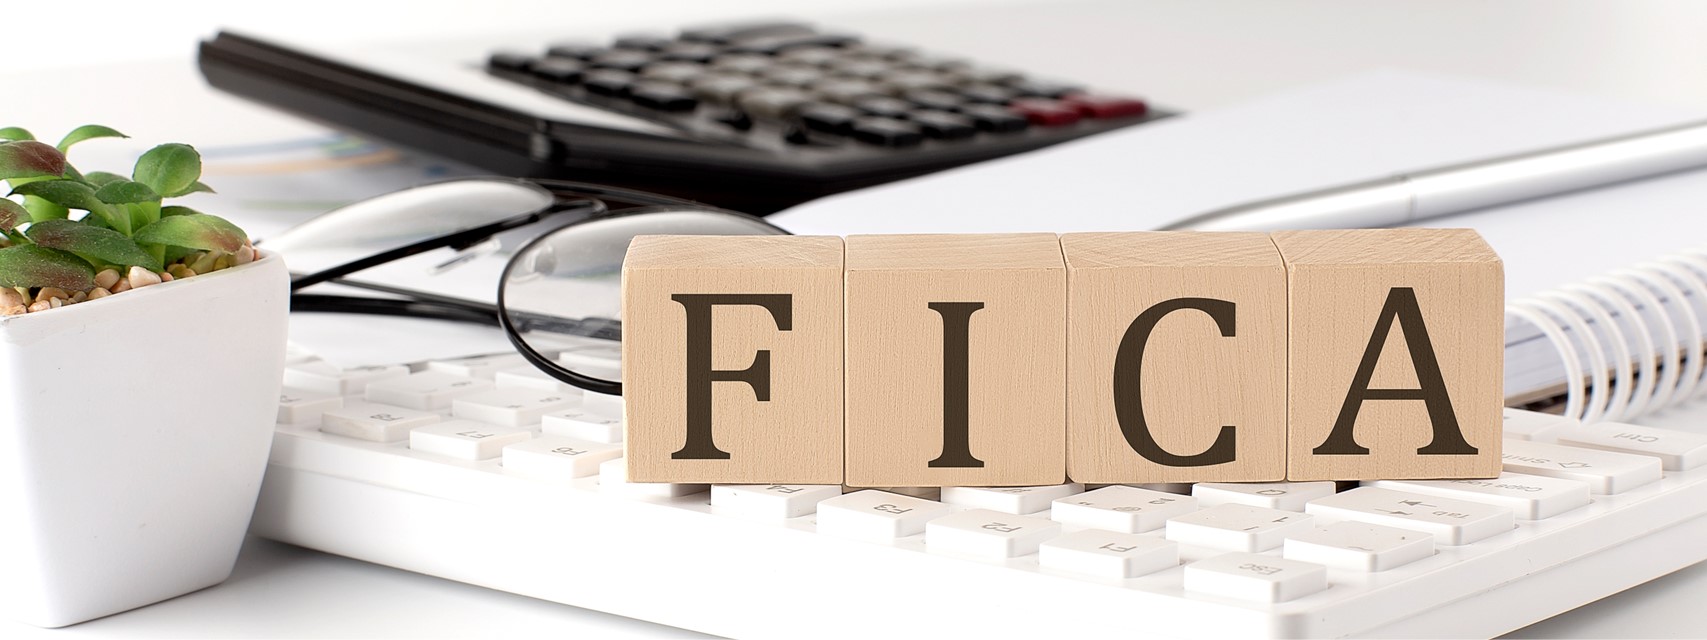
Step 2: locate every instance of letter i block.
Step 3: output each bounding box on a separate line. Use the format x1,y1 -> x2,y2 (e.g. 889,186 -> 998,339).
622,235 -> 845,484
1272,229 -> 1504,481
1061,232 -> 1286,484
843,234 -> 1066,487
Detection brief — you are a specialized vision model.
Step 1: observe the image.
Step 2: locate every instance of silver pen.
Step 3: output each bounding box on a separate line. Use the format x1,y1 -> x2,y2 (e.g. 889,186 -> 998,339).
1162,118 -> 1707,231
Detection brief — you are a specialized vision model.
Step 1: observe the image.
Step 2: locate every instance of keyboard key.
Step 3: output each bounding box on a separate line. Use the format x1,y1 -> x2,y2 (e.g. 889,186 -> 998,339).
827,58 -> 892,80
1554,422 -> 1707,471
737,87 -> 815,120
1050,485 -> 1198,533
277,388 -> 343,425
320,402 -> 440,443
630,82 -> 699,111
588,50 -> 653,73
800,103 -> 862,134
1039,530 -> 1178,578
530,57 -> 585,84
758,65 -> 823,89
811,78 -> 885,105
612,34 -> 672,52
541,409 -> 623,443
1305,487 -> 1513,545
817,490 -> 950,542
452,388 -> 580,426
582,70 -> 637,97
410,420 -> 533,461
544,43 -> 605,61
879,70 -> 953,95
494,366 -> 581,393
940,483 -> 1085,514
486,51 -> 534,73
689,75 -> 760,105
726,33 -> 859,56
1370,472 -> 1591,520
581,391 -> 624,418
1007,78 -> 1083,99
1059,94 -> 1149,118
850,96 -> 914,119
1502,438 -> 1663,494
1193,481 -> 1337,512
926,509 -> 1061,558
639,62 -> 705,84
958,83 -> 1018,105
365,371 -> 493,411
709,53 -> 774,75
958,104 -> 1030,133
1185,553 -> 1328,603
501,436 -> 622,480
849,117 -> 924,147
778,46 -> 842,67
1500,408 -> 1571,441
1283,521 -> 1435,572
908,110 -> 977,140
658,43 -> 719,64
712,484 -> 842,519
1008,98 -> 1082,126
953,67 -> 1024,86
1165,504 -> 1313,552
283,361 -> 408,396
679,21 -> 815,45
598,458 -> 707,498
426,354 -> 529,380
903,89 -> 965,112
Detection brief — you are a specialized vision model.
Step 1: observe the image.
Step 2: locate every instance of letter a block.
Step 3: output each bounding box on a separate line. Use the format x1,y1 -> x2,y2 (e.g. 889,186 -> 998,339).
622,235 -> 844,484
1272,229 -> 1503,481
844,234 -> 1066,487
1062,232 -> 1286,484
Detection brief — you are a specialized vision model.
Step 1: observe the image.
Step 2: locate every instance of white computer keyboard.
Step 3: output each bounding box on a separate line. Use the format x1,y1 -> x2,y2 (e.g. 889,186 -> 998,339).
257,346 -> 1707,639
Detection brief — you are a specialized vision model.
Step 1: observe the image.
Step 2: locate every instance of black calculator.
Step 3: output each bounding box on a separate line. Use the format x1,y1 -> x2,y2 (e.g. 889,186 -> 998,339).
199,20 -> 1172,213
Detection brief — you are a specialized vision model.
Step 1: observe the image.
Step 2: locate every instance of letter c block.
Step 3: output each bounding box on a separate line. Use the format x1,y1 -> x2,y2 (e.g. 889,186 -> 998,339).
1062,232 -> 1287,484
622,235 -> 845,484
1272,229 -> 1503,481
844,234 -> 1066,487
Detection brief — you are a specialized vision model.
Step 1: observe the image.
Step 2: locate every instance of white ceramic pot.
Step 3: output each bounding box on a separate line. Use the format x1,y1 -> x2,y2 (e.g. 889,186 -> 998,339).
0,252 -> 289,627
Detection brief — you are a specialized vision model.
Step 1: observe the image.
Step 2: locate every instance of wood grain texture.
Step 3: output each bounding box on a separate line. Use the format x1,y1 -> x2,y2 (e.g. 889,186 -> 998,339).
843,234 -> 1066,487
622,235 -> 845,484
1063,232 -> 1287,483
1272,229 -> 1504,481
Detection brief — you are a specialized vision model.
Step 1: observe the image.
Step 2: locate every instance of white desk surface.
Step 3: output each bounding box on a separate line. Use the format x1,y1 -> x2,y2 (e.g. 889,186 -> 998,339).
8,0 -> 1707,637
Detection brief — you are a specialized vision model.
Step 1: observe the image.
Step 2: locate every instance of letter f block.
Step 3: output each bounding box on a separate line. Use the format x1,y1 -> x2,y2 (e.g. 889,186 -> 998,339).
622,235 -> 845,484
844,234 -> 1066,487
1272,229 -> 1503,481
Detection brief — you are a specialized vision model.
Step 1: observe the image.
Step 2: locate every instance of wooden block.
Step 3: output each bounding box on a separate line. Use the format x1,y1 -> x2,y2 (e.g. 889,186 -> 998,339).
1272,229 -> 1503,481
1062,232 -> 1286,484
843,234 -> 1066,487
621,235 -> 844,484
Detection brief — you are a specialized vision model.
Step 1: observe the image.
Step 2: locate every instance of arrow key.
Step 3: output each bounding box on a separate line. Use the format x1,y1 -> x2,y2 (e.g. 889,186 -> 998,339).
1305,487 -> 1512,545
1502,438 -> 1663,494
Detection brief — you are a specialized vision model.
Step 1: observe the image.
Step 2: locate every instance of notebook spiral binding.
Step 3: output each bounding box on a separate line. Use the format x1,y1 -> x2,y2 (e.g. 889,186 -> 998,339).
1507,245 -> 1707,424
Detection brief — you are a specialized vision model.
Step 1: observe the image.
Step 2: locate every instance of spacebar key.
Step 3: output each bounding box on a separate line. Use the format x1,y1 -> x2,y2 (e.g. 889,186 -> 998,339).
1501,439 -> 1662,494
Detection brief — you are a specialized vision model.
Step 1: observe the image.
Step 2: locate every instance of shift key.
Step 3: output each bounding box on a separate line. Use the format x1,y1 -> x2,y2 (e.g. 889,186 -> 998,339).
1553,422 -> 1707,471
1502,439 -> 1662,494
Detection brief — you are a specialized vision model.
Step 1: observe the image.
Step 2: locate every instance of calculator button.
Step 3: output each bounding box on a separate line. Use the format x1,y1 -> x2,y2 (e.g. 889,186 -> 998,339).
365,372 -> 493,411
879,71 -> 954,95
778,46 -> 842,67
926,509 -> 1061,558
1369,472 -> 1590,520
493,366 -> 580,394
908,110 -> 978,140
827,59 -> 892,81
903,89 -> 965,112
758,65 -> 824,89
452,388 -> 579,426
1553,422 -> 1707,471
800,103 -> 862,134
630,82 -> 699,112
1184,553 -> 1328,603
726,33 -> 860,56
320,402 -> 441,443
1304,487 -> 1513,546
690,75 -> 760,105
598,458 -> 708,498
954,67 -> 1024,86
851,96 -> 914,119
1165,503 -> 1314,552
1501,438 -> 1663,494
588,50 -> 653,73
710,54 -> 774,75
410,420 -> 533,461
712,484 -> 842,519
1040,530 -> 1178,579
486,52 -> 534,74
899,54 -> 973,74
277,388 -> 343,425
940,484 -> 1085,515
737,87 -> 814,120
849,117 -> 924,147
817,490 -> 950,542
612,34 -> 672,52
1007,78 -> 1083,99
811,78 -> 884,104
1192,481 -> 1337,512
501,435 -> 621,480
958,83 -> 1019,105
541,408 -> 623,443
1060,94 -> 1149,119
427,354 -> 528,380
639,62 -> 705,84
582,70 -> 637,97
530,58 -> 585,84
1501,408 -> 1571,441
657,43 -> 719,64
544,43 -> 605,61
958,104 -> 1030,133
1009,98 -> 1083,126
1283,521 -> 1435,572
849,43 -> 919,62
1050,485 -> 1198,533
284,361 -> 408,396
679,21 -> 815,45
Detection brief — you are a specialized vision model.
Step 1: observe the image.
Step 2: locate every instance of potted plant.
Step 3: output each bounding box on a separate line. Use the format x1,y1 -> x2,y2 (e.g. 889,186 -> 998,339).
0,126 -> 288,627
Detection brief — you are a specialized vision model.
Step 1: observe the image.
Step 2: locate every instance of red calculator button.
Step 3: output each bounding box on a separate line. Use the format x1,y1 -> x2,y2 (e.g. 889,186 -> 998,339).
1060,94 -> 1149,119
1008,99 -> 1082,127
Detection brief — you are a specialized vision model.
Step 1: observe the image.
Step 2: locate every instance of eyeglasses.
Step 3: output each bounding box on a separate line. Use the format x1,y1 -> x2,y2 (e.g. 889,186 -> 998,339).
264,177 -> 788,396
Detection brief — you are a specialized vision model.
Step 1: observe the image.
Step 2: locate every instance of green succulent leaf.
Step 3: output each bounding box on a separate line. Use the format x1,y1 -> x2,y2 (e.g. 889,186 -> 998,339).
132,143 -> 200,197
25,219 -> 161,272
56,125 -> 127,153
11,179 -> 102,211
176,180 -> 216,196
133,213 -> 247,253
159,205 -> 201,217
21,196 -> 68,223
0,141 -> 67,181
0,127 -> 34,142
0,245 -> 96,291
0,199 -> 25,232
94,179 -> 160,205
84,171 -> 128,187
